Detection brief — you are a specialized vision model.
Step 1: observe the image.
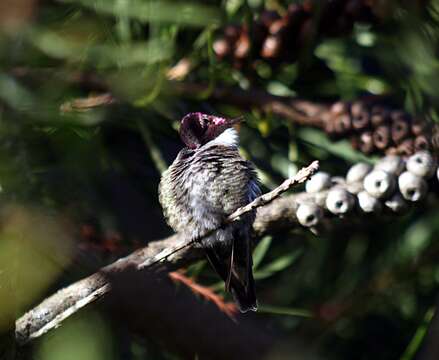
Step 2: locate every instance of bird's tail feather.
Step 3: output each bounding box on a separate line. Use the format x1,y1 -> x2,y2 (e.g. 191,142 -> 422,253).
204,235 -> 257,313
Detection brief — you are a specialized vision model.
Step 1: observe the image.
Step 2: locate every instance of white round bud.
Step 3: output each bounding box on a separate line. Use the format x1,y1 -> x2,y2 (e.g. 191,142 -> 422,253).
331,176 -> 345,186
296,203 -> 323,227
346,181 -> 364,195
384,193 -> 408,213
375,155 -> 405,175
363,170 -> 396,199
346,162 -> 372,184
357,191 -> 382,213
314,192 -> 327,207
325,188 -> 355,215
398,171 -> 428,202
306,172 -> 331,193
406,151 -> 436,178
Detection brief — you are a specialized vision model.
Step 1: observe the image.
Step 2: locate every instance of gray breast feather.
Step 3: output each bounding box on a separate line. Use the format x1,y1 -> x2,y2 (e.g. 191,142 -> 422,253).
159,143 -> 260,237
248,178 -> 261,203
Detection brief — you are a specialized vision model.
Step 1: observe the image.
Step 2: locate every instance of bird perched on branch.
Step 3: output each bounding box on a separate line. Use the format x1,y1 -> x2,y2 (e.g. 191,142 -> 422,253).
159,112 -> 260,312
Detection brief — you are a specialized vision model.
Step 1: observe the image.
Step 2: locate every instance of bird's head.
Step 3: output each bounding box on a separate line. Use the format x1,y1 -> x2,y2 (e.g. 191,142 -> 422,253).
179,112 -> 241,149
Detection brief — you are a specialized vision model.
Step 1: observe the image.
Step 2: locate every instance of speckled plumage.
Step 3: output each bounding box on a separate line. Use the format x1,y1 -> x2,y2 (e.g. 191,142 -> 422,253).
159,128 -> 260,312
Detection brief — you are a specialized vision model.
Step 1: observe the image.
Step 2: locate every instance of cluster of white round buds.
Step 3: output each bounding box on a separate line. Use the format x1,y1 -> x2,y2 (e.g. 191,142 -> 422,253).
363,170 -> 396,199
357,190 -> 382,213
346,163 -> 372,184
375,155 -> 405,175
296,202 -> 323,227
325,187 -> 355,215
406,151 -> 435,178
298,150 -> 438,229
305,171 -> 331,193
398,171 -> 428,201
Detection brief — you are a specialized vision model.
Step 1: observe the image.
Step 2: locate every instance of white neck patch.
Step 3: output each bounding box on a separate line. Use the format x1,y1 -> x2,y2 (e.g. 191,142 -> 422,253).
208,128 -> 239,147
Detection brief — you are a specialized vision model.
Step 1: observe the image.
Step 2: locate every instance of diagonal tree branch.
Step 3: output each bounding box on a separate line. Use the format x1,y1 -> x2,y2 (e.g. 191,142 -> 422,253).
15,161 -> 318,345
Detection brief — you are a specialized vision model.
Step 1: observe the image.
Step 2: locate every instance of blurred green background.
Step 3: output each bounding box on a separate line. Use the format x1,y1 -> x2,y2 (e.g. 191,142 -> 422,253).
2,0 -> 439,359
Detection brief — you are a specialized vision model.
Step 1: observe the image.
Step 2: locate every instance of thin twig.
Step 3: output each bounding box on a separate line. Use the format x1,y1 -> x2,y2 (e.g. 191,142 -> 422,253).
169,271 -> 238,319
228,160 -> 319,221
136,119 -> 168,174
60,92 -> 116,112
12,65 -> 328,129
137,160 -> 319,269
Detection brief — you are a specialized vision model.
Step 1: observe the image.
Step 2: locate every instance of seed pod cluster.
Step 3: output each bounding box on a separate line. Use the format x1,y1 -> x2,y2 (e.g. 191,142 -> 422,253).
297,151 -> 437,229
214,1 -> 426,69
214,0 -> 377,68
324,100 -> 439,157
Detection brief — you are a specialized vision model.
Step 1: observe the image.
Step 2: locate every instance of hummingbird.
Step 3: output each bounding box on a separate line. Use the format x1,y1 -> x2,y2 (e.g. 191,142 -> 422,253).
158,112 -> 260,312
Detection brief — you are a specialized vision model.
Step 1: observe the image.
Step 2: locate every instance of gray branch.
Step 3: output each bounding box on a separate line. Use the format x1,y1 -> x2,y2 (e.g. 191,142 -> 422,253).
15,162 -> 319,346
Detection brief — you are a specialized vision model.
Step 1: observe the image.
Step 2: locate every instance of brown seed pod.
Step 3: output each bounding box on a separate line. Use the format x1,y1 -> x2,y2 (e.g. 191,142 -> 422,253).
261,18 -> 289,59
371,105 -> 390,128
261,35 -> 282,59
333,114 -> 352,135
234,31 -> 250,59
414,135 -> 431,152
213,25 -> 241,59
411,116 -> 428,136
325,116 -> 337,137
386,147 -> 399,155
396,138 -> 414,157
330,101 -> 350,116
391,116 -> 410,144
212,38 -> 231,58
351,135 -> 360,151
390,110 -> 408,122
373,125 -> 391,150
359,131 -> 374,154
351,101 -> 366,117
259,10 -> 282,28
431,125 -> 439,153
224,24 -> 241,40
215,2 -> 429,70
352,110 -> 370,130
269,17 -> 289,35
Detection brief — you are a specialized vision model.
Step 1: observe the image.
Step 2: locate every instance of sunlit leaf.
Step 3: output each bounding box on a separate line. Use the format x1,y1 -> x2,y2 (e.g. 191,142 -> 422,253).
0,205 -> 74,330
258,304 -> 312,317
36,312 -> 114,360
400,307 -> 435,360
298,128 -> 377,164
0,74 -> 35,110
61,0 -> 221,27
30,29 -> 174,67
254,248 -> 303,280
252,236 -> 272,269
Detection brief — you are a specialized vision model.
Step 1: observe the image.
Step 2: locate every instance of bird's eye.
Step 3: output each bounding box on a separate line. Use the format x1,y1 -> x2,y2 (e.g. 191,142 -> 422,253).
199,115 -> 210,129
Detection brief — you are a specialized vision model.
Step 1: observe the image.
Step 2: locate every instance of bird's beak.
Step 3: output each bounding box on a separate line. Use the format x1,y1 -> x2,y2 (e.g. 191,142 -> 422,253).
228,115 -> 244,126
